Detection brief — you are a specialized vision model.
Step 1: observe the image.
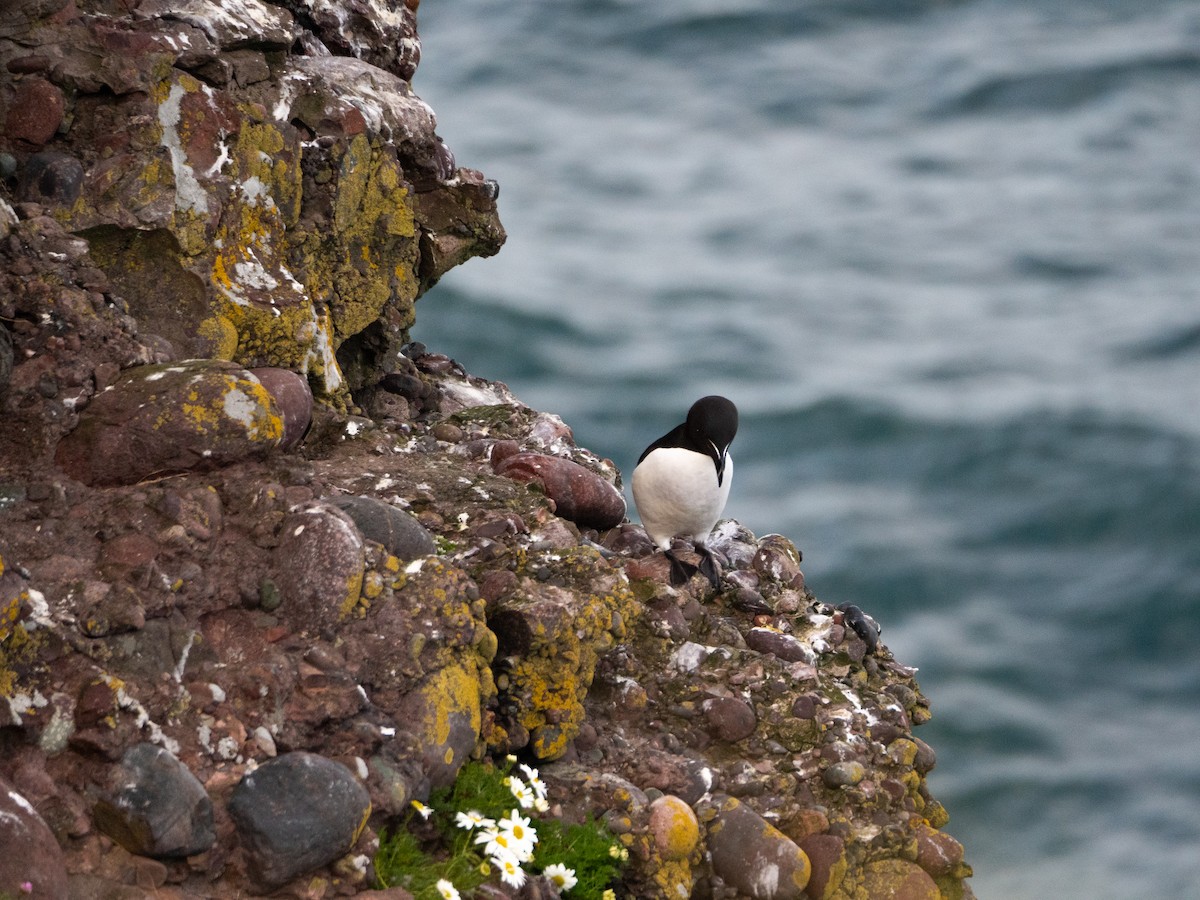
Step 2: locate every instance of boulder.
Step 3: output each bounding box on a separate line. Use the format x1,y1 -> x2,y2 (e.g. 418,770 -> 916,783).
93,742 -> 215,858
228,752 -> 371,890
55,360 -> 284,486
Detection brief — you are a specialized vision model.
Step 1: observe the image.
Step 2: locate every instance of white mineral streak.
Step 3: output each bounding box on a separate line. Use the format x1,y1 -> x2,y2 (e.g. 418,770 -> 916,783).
222,386 -> 263,430
157,83 -> 209,216
106,675 -> 180,755
297,0 -> 410,57
750,862 -> 782,898
7,789 -> 37,817
172,630 -> 198,682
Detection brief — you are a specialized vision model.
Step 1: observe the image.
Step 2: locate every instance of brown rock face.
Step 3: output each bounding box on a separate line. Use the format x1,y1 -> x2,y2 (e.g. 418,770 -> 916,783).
54,360 -> 284,486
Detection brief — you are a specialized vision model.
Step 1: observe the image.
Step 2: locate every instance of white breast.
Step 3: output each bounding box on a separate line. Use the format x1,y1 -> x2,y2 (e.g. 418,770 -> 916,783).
631,447 -> 732,551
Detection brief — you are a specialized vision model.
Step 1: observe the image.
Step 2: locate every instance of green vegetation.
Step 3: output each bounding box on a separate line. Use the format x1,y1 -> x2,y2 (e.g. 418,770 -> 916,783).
375,757 -> 626,899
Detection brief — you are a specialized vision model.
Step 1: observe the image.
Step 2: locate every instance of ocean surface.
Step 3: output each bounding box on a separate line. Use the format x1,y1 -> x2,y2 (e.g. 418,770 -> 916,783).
406,2 -> 1200,897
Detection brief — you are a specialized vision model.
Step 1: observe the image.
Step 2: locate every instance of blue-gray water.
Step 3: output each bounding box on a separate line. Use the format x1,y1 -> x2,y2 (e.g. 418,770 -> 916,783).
407,2 -> 1200,896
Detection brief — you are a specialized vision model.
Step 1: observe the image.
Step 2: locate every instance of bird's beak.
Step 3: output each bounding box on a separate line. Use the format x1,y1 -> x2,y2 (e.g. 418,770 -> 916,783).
710,440 -> 728,486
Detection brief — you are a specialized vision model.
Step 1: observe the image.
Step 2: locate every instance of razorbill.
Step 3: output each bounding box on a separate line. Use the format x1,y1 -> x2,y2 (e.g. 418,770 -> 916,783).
632,395 -> 738,587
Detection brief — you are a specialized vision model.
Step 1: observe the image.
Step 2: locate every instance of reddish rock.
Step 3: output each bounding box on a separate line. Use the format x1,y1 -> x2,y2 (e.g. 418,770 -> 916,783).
0,775 -> 70,899
5,76 -> 65,145
273,501 -> 365,626
914,823 -> 965,879
54,360 -> 285,486
703,696 -> 757,743
249,368 -> 313,450
494,450 -> 626,529
798,834 -> 847,899
747,627 -> 815,663
704,794 -> 811,899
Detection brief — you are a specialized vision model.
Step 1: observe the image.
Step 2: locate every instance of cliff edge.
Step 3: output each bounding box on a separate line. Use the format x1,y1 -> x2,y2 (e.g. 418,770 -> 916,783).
0,2 -> 972,898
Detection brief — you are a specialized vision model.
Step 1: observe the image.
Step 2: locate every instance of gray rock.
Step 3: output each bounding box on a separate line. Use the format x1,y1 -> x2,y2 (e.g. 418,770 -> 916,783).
822,761 -> 866,788
93,743 -> 215,858
0,775 -> 69,898
332,494 -> 436,559
228,751 -> 371,890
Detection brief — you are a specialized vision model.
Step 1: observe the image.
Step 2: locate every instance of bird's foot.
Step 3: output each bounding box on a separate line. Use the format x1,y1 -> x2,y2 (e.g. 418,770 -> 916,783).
665,550 -> 699,587
834,602 -> 881,654
696,546 -> 722,590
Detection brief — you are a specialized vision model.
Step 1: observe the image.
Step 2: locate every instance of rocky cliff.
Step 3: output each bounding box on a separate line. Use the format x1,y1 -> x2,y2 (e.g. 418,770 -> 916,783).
0,2 -> 972,898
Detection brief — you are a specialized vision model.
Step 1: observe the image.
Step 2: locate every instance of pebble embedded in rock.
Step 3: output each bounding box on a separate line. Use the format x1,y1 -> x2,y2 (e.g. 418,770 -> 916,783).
493,450 -> 626,529
913,823 -> 965,879
273,501 -> 366,625
703,696 -> 757,743
93,742 -> 215,858
704,794 -> 811,899
332,494 -> 436,559
5,77 -> 65,146
0,775 -> 70,898
649,794 -> 700,861
228,751 -> 371,890
822,761 -> 866,788
747,627 -> 816,664
249,367 -> 313,450
797,834 -> 847,900
17,151 -> 83,206
860,858 -> 941,900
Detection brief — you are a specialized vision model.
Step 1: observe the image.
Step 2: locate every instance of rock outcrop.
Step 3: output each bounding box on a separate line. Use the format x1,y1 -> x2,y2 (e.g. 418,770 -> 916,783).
0,2 -> 972,899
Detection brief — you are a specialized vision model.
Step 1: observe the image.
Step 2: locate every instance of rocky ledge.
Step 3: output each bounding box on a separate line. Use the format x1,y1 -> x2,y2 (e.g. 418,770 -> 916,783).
1,1 -> 971,898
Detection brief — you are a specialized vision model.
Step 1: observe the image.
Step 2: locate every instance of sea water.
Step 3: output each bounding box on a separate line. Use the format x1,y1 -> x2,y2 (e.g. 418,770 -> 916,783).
409,2 -> 1200,896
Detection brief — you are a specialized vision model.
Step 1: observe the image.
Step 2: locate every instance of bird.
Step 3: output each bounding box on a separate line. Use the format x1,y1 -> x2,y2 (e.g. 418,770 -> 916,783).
631,395 -> 738,588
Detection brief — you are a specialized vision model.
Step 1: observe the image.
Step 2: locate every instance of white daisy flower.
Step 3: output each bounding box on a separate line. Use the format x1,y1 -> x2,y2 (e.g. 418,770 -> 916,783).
475,826 -> 518,862
410,800 -> 433,820
497,809 -> 538,862
435,879 -> 461,900
455,809 -> 494,832
496,851 -> 527,889
543,862 -> 577,893
506,775 -> 536,810
519,763 -> 549,802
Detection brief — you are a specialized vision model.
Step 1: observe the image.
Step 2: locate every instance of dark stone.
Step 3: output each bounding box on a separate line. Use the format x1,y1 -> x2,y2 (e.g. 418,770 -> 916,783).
93,743 -> 215,858
228,751 -> 371,890
0,775 -> 70,899
17,151 -> 84,205
331,494 -> 436,559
